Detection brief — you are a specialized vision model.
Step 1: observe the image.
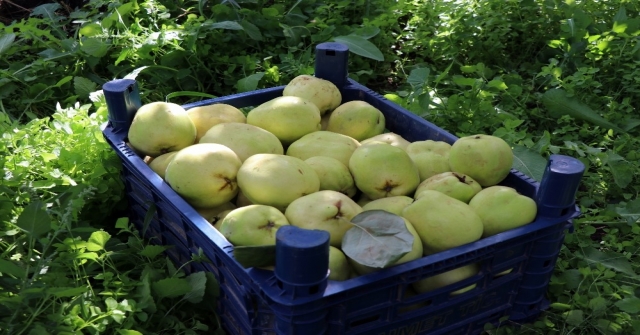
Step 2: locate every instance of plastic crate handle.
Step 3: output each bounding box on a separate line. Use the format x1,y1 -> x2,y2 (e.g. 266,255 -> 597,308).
535,154 -> 585,218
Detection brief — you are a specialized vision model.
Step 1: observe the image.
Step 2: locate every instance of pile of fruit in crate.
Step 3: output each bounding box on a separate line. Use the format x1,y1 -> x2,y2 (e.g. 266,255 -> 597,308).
126,74 -> 537,294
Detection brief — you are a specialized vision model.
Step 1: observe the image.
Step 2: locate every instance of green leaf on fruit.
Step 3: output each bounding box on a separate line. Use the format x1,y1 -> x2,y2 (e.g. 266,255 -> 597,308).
341,210 -> 413,269
233,245 -> 276,268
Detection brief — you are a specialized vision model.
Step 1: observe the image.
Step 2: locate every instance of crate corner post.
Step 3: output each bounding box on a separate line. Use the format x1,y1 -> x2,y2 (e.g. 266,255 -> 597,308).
103,79 -> 142,134
314,42 -> 349,88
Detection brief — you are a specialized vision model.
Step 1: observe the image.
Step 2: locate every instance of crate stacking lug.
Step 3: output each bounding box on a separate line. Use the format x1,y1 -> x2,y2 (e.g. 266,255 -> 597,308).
535,154 -> 585,218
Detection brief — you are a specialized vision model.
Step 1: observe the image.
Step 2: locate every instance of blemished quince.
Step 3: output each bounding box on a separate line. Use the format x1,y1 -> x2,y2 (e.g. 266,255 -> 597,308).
283,75 -> 342,115
414,171 -> 482,204
449,134 -> 514,187
284,190 -> 362,247
128,101 -> 196,157
349,142 -> 420,200
165,143 -> 242,208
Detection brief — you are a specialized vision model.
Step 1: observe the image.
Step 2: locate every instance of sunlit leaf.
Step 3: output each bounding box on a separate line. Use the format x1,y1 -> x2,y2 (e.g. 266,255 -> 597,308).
124,66 -> 150,80
86,231 -> 111,251
487,79 -> 508,91
532,131 -> 551,154
79,23 -> 102,37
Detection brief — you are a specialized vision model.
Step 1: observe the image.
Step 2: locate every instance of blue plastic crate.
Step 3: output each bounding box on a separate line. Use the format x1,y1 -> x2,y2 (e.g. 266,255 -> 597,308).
102,42 -> 585,335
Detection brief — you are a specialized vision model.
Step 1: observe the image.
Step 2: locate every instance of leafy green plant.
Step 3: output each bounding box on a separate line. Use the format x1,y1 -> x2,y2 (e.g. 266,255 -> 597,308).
0,102 -> 223,334
0,0 -> 395,122
1,0 -> 639,333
